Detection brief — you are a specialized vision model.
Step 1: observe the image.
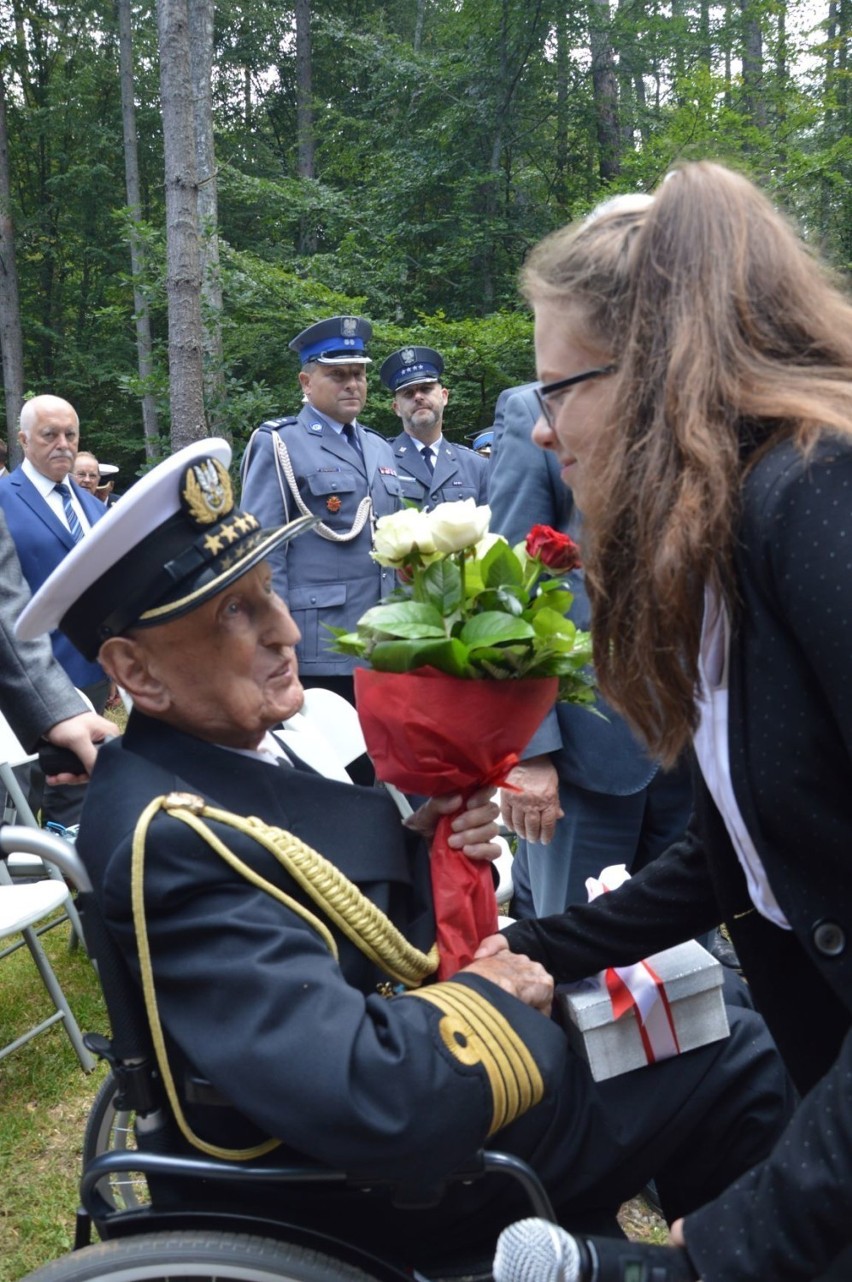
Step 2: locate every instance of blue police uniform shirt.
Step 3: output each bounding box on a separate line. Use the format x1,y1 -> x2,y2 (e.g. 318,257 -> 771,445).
240,404 -> 402,677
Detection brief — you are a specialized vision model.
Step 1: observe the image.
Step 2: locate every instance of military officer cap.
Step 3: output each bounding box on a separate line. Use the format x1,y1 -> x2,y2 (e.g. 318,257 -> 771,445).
289,316 -> 373,366
379,346 -> 444,393
467,429 -> 494,453
17,439 -> 315,661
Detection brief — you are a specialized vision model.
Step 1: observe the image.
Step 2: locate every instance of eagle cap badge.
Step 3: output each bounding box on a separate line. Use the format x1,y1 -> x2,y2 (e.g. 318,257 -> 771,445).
181,457 -> 234,527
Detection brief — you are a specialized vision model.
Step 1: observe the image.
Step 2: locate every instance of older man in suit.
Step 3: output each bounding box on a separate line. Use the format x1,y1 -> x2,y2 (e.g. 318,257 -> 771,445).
0,395 -> 108,711
380,345 -> 488,510
489,385 -> 693,915
0,395 -> 110,823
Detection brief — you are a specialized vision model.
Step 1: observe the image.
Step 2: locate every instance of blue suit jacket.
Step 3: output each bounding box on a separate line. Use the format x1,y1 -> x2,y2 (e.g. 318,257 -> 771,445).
488,386 -> 656,796
0,467 -> 107,688
389,433 -> 488,509
239,405 -> 403,676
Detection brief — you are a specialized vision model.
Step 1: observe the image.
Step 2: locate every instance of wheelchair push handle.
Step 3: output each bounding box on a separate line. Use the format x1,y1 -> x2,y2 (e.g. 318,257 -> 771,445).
0,821 -> 93,893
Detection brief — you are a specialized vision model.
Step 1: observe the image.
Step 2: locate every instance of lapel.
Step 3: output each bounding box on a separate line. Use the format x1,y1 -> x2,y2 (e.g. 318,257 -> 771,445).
431,441 -> 460,492
10,468 -> 76,551
299,410 -> 368,481
392,435 -> 430,487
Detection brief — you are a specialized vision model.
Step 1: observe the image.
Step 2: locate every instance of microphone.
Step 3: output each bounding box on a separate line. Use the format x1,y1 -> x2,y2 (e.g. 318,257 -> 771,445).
493,1217 -> 698,1282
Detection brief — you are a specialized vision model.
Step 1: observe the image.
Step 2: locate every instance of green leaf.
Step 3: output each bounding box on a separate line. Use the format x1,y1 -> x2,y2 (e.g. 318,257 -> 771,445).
357,601 -> 446,638
476,587 -> 525,616
459,611 -> 535,647
421,557 -> 463,614
481,541 -> 525,589
370,637 -> 471,677
531,606 -> 578,640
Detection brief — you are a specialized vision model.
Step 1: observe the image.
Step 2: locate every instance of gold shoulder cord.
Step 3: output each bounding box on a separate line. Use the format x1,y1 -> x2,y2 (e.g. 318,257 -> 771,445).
130,792 -> 439,1161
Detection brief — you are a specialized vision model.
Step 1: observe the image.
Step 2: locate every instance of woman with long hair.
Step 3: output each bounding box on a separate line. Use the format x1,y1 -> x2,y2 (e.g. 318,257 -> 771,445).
484,163 -> 852,1280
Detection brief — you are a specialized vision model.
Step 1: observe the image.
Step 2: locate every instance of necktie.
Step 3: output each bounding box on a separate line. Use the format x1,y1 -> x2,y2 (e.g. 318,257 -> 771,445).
422,445 -> 435,473
342,423 -> 363,462
54,483 -> 85,544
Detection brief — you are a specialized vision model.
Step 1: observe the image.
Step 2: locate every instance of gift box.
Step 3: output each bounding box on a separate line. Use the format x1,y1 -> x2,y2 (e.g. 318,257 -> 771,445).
556,939 -> 729,1082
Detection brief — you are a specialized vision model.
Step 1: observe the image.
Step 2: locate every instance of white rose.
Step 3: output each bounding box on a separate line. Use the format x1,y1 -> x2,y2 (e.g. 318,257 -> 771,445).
427,499 -> 492,554
371,507 -> 436,566
474,531 -> 508,558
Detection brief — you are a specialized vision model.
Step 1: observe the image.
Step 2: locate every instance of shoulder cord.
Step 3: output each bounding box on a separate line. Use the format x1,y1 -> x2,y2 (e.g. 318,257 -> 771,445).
273,433 -> 373,542
130,793 -> 439,1161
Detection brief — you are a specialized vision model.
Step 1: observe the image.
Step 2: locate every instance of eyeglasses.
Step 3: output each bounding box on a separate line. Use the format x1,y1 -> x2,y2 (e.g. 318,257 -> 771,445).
534,366 -> 616,427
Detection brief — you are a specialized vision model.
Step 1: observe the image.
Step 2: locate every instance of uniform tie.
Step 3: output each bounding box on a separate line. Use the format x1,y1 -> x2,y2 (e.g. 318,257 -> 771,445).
54,483 -> 85,544
422,444 -> 435,473
342,422 -> 363,462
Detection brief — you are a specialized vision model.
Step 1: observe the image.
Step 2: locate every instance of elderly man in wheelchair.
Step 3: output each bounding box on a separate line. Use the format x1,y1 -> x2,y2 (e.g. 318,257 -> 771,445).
11,439 -> 792,1282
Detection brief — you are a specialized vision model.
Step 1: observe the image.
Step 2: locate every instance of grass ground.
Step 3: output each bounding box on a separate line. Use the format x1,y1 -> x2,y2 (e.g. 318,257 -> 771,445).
0,916 -> 110,1282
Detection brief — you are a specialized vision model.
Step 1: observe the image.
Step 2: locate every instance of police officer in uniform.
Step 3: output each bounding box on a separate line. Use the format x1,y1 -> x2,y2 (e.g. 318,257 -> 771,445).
240,316 -> 402,713
380,346 -> 488,510
467,428 -> 495,459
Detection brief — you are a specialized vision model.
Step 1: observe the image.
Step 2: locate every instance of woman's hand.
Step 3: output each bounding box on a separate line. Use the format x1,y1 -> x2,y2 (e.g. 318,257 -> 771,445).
405,787 -> 501,861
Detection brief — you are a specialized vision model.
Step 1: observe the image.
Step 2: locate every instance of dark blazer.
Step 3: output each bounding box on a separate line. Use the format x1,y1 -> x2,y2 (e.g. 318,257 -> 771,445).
488,386 -> 656,795
240,406 -> 402,676
390,432 -> 489,509
506,436 -> 852,1281
0,466 -> 106,689
0,509 -> 84,750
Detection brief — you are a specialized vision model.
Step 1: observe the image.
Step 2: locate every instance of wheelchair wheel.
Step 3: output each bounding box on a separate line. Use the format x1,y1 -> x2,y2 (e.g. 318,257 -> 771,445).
82,1073 -> 149,1210
21,1231 -> 383,1282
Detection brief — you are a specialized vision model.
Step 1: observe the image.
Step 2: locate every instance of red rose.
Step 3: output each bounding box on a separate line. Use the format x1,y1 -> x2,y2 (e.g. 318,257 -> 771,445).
525,524 -> 582,573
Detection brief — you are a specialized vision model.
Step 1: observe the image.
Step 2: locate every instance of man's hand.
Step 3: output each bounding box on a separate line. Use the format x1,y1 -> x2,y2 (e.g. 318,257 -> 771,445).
500,754 -> 563,845
406,787 -> 501,862
474,933 -> 511,960
44,711 -> 119,782
462,949 -> 554,1016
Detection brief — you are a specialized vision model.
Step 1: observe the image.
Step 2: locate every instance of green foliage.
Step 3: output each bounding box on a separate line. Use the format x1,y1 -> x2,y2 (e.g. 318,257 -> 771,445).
0,0 -> 848,461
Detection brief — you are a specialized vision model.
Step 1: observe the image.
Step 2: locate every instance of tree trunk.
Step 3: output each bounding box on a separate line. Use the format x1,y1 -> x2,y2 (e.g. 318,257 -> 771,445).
157,0 -> 206,450
188,0 -> 227,440
414,0 -> 427,52
295,0 -> 316,255
588,0 -> 621,181
118,0 -> 161,463
0,72 -> 24,465
740,0 -> 768,132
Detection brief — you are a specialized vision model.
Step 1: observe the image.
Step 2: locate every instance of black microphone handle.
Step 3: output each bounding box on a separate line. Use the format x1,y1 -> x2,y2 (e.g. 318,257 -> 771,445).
576,1232 -> 699,1282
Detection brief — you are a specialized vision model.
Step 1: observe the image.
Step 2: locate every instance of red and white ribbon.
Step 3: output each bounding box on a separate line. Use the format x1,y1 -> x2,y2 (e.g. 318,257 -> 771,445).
585,865 -> 681,1065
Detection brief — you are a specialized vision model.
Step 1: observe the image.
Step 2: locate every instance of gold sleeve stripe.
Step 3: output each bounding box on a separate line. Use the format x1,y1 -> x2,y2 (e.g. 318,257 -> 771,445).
407,982 -> 544,1136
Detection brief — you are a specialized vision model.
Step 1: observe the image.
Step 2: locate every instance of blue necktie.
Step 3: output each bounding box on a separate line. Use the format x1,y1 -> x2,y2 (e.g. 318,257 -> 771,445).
422,445 -> 435,473
54,483 -> 85,544
342,422 -> 363,462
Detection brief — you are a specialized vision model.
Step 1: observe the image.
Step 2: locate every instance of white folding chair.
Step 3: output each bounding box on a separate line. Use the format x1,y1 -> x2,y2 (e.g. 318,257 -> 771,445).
0,873 -> 95,1070
0,708 -> 87,946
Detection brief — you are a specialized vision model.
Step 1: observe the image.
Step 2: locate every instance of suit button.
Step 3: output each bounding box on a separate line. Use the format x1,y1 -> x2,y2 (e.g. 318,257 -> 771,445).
812,920 -> 846,957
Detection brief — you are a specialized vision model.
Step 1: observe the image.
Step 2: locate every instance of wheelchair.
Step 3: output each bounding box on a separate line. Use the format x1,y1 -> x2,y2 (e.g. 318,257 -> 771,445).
1,823 -> 556,1282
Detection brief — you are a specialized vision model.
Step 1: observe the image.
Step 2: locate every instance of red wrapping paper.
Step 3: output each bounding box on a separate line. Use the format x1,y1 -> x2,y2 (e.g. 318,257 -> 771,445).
354,667 -> 559,979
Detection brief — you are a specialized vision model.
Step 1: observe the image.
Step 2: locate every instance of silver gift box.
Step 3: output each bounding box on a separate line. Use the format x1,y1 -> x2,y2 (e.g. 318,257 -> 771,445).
556,939 -> 730,1082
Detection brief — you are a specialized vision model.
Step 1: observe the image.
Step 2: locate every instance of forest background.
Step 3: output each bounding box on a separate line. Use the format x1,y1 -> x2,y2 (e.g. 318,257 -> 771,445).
0,0 -> 849,481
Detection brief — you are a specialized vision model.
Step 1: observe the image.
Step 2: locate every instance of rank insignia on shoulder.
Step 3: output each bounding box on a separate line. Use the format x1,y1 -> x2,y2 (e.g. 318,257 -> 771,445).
378,466 -> 398,476
326,495 -> 342,513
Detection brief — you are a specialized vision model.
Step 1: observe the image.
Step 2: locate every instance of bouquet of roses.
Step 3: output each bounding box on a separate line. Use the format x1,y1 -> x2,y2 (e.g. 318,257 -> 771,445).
331,499 -> 594,978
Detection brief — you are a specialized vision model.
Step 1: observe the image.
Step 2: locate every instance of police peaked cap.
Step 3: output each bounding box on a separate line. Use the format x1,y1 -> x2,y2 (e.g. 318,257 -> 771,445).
16,439 -> 315,661
380,346 -> 444,392
289,316 -> 373,365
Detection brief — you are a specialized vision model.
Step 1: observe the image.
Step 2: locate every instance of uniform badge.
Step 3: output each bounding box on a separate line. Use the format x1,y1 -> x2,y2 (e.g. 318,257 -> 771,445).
310,422 -> 323,432
342,317 -> 358,336
378,466 -> 398,476
181,458 -> 233,526
326,495 -> 342,513
401,348 -> 415,364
